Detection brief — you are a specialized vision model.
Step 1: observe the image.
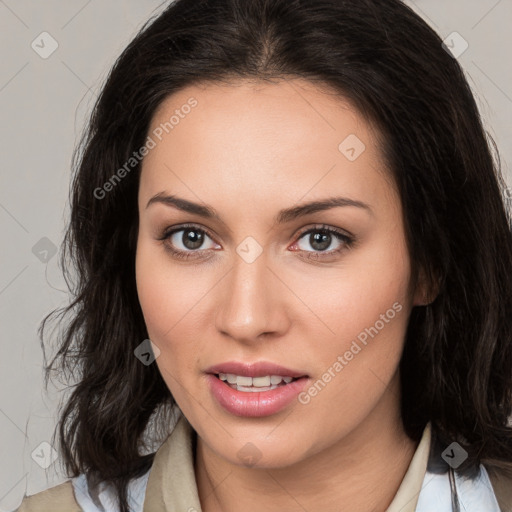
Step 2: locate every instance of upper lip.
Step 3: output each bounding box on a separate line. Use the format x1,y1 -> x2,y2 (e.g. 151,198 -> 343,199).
205,361 -> 308,378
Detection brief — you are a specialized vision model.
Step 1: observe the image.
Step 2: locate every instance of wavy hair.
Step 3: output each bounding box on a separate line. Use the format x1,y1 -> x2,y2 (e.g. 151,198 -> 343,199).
40,0 -> 512,510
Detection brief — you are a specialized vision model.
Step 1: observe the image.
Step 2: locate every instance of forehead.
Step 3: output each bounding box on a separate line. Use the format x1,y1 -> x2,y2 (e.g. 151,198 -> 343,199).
139,78 -> 396,216
148,78 -> 374,151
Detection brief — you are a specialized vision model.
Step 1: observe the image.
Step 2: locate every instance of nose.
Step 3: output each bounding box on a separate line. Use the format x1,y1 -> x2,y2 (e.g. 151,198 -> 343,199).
215,248 -> 289,344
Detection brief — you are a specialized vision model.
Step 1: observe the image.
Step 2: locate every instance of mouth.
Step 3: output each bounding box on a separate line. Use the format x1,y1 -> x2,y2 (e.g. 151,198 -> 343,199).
205,360 -> 308,391
204,361 -> 310,417
213,373 -> 300,392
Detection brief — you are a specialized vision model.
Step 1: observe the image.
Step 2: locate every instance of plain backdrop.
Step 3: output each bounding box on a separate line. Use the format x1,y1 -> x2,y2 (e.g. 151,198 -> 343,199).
1,1 -> 511,510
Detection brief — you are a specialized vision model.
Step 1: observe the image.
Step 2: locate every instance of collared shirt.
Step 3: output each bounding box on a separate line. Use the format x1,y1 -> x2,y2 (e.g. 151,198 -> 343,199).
69,412 -> 501,512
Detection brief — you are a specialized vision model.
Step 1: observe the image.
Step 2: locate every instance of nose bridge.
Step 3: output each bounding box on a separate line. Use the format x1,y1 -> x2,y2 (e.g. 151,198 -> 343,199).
216,245 -> 281,340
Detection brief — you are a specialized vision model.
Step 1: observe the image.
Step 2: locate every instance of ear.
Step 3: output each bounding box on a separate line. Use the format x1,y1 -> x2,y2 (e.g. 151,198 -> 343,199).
413,266 -> 440,306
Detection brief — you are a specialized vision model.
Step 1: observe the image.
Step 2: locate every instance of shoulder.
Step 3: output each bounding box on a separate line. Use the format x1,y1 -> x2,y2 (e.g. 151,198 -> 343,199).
15,469 -> 151,512
487,465 -> 512,512
15,480 -> 82,512
417,464 -> 512,512
70,469 -> 151,511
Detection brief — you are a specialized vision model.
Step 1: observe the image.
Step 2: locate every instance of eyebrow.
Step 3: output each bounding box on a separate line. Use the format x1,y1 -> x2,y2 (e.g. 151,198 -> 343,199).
145,192 -> 372,224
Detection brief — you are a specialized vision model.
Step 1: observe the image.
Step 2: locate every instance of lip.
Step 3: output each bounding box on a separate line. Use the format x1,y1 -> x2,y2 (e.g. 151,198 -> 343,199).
206,374 -> 310,417
205,361 -> 308,378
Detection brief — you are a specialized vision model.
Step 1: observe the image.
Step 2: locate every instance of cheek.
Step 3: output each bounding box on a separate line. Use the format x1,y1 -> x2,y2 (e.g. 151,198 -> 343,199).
303,229 -> 412,407
135,245 -> 172,339
135,235 -> 217,396
314,239 -> 411,345
135,241 -> 197,404
136,236 -> 203,336
135,238 -> 191,355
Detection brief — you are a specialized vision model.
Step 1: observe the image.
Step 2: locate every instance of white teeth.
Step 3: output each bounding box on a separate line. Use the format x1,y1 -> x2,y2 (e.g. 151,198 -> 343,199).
252,376 -> 271,387
236,376 -> 253,386
218,373 -> 296,389
236,384 -> 278,392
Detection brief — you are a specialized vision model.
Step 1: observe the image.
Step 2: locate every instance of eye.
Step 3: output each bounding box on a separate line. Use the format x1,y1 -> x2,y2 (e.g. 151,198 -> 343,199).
158,223 -> 220,260
291,224 -> 354,259
158,223 -> 354,262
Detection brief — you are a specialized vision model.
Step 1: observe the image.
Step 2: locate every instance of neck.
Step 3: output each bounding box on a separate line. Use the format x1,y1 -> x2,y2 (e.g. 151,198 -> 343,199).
194,373 -> 418,512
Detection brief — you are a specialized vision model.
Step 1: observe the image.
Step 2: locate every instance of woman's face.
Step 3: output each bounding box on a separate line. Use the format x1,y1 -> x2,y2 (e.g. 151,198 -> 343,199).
136,79 -> 421,468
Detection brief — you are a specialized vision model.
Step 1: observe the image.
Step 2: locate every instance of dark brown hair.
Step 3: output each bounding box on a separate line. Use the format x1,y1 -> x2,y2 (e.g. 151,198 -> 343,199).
40,0 -> 512,510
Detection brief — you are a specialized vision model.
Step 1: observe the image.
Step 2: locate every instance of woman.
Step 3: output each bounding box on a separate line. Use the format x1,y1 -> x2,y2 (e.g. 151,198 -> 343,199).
16,0 -> 512,511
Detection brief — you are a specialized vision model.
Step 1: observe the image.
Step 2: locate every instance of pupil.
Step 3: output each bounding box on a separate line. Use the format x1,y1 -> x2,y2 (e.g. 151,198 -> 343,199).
183,229 -> 204,250
311,232 -> 330,251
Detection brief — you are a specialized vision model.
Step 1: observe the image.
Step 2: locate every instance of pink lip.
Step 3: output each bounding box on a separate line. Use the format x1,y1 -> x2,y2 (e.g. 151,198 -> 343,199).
205,361 -> 308,378
206,375 -> 309,417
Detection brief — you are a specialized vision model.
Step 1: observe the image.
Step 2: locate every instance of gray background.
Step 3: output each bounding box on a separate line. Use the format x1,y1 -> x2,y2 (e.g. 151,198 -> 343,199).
1,1 -> 511,510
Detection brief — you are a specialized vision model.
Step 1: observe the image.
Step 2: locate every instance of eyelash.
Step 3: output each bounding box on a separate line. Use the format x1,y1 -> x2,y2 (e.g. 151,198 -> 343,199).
157,223 -> 355,262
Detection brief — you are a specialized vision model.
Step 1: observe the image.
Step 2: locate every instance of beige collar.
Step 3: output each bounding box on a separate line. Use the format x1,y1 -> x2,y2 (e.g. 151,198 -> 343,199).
143,414 -> 431,512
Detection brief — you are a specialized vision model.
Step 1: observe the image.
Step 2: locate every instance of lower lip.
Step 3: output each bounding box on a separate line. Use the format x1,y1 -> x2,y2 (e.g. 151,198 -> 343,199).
206,374 -> 309,417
